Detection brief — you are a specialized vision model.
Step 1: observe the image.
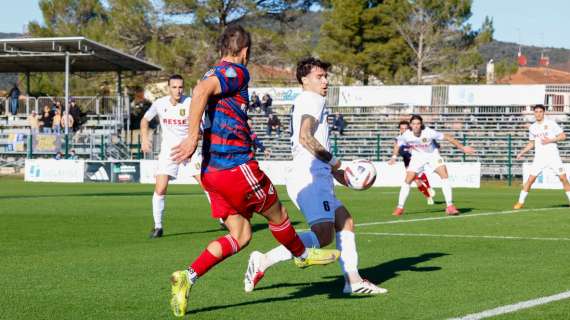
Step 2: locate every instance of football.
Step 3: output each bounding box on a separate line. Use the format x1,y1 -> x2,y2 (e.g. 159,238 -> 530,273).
343,159 -> 377,190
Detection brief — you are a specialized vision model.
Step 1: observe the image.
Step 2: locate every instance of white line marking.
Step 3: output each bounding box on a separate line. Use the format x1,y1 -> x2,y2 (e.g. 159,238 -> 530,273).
355,207 -> 567,227
360,232 -> 570,242
447,290 -> 570,320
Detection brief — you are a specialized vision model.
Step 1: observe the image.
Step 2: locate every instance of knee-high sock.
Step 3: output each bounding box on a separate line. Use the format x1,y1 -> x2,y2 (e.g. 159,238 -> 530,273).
152,192 -> 165,229
188,235 -> 241,282
268,218 -> 306,258
262,231 -> 319,271
441,178 -> 453,206
565,191 -> 570,202
398,183 -> 411,208
336,230 -> 360,279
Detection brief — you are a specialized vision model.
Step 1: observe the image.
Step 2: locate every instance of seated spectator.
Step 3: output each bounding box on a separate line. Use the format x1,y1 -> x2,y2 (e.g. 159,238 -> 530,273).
39,105 -> 53,133
60,112 -> 74,133
67,149 -> 78,160
331,113 -> 347,135
52,109 -> 62,135
130,87 -> 153,144
266,114 -> 281,137
250,91 -> 261,112
54,151 -> 64,160
248,119 -> 266,157
261,94 -> 272,115
28,111 -> 40,135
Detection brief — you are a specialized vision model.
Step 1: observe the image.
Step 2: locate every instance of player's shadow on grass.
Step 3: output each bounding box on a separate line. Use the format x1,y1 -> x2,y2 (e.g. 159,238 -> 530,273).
186,252 -> 448,315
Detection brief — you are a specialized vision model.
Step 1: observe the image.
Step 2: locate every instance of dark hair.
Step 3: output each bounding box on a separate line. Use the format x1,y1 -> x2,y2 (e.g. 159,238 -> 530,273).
398,120 -> 410,128
219,25 -> 251,57
533,104 -> 546,111
168,74 -> 184,85
409,114 -> 425,130
296,57 -> 331,84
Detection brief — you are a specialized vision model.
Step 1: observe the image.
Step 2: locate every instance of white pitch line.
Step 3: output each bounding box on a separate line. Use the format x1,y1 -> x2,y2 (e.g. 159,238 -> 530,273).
359,232 -> 570,242
447,290 -> 570,320
355,207 -> 567,227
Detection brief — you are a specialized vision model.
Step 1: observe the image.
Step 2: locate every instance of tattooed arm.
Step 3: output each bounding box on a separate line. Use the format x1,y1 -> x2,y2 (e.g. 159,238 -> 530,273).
299,114 -> 341,171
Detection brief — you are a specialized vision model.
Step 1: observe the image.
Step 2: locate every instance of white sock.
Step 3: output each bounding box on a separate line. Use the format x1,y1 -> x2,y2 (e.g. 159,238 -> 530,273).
152,192 -> 165,229
441,179 -> 453,206
336,230 -> 362,283
262,231 -> 319,271
398,183 -> 411,208
518,191 -> 528,204
565,191 -> 570,202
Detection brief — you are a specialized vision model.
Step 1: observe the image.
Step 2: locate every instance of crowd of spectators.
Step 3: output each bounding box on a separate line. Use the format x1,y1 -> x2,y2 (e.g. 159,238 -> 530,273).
26,99 -> 84,134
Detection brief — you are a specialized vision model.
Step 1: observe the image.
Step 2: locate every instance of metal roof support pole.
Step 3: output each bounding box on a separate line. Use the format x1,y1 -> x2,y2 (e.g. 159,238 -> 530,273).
64,51 -> 70,135
116,70 -> 123,138
26,71 -> 31,115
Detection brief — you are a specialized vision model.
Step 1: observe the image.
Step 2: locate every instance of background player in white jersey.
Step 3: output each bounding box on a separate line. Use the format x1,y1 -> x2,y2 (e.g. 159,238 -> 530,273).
244,57 -> 387,295
389,115 -> 475,216
514,104 -> 570,209
141,74 -> 203,238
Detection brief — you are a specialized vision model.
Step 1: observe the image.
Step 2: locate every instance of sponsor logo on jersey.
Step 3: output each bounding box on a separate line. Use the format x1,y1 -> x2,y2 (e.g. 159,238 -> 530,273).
225,67 -> 237,78
163,118 -> 188,125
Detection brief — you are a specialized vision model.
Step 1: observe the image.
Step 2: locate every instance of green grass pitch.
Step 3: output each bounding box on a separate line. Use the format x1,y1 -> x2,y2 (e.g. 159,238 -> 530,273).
1,176 -> 569,320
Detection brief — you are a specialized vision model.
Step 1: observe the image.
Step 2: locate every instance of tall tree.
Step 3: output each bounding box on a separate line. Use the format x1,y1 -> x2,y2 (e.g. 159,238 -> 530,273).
318,0 -> 412,84
387,0 -> 475,83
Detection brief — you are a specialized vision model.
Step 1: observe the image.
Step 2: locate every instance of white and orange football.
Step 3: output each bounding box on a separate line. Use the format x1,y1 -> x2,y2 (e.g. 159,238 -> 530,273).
343,159 -> 377,191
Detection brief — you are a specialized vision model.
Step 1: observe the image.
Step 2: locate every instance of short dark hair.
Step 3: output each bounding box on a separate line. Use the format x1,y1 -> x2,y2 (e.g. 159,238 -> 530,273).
296,57 -> 331,84
533,104 -> 546,111
168,74 -> 184,85
398,120 -> 410,128
409,114 -> 426,130
219,25 -> 251,57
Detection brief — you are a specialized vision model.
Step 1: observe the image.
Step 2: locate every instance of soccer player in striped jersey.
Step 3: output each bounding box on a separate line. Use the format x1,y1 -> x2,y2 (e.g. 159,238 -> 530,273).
168,25 -> 339,317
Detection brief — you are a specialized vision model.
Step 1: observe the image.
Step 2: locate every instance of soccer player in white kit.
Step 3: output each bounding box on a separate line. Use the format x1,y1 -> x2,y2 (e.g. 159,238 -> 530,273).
514,104 -> 570,209
140,75 -> 203,238
243,57 -> 387,295
389,115 -> 475,216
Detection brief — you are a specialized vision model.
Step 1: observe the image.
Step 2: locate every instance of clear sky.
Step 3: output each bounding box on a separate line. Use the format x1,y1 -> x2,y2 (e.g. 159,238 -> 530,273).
2,1 -> 570,50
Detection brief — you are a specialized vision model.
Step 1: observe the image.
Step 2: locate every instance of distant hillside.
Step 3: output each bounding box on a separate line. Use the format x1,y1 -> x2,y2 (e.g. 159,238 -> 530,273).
480,40 -> 570,71
0,32 -> 21,39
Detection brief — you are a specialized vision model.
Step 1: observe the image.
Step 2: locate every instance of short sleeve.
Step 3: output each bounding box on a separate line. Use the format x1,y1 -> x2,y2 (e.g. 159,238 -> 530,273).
207,65 -> 248,96
428,128 -> 444,141
143,101 -> 158,121
551,121 -> 563,136
528,126 -> 536,141
299,95 -> 323,120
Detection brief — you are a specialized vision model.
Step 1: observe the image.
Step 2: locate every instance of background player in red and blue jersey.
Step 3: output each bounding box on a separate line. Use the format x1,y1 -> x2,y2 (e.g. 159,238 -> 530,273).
168,25 -> 339,317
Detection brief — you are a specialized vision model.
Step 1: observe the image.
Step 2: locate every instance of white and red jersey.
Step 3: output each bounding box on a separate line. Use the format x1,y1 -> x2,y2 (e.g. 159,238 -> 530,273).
529,119 -> 563,159
397,127 -> 444,156
143,95 -> 191,152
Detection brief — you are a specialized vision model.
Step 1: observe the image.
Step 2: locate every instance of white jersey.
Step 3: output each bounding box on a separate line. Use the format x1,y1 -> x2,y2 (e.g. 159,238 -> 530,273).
290,91 -> 330,172
529,119 -> 563,159
143,95 -> 191,152
398,127 -> 444,155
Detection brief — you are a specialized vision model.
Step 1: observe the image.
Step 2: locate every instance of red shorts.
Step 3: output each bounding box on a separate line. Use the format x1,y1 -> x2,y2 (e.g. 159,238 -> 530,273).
201,160 -> 278,220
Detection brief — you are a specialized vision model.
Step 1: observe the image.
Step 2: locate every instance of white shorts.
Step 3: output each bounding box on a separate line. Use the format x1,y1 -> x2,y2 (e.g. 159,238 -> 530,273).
529,156 -> 566,177
156,150 -> 202,179
286,166 -> 342,226
408,152 -> 445,174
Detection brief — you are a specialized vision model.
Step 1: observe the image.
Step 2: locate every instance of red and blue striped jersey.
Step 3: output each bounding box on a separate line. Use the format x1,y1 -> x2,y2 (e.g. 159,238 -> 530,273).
201,60 -> 253,173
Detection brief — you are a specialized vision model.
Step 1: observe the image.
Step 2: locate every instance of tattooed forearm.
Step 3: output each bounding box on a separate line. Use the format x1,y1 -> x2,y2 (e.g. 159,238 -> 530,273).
300,114 -> 333,163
